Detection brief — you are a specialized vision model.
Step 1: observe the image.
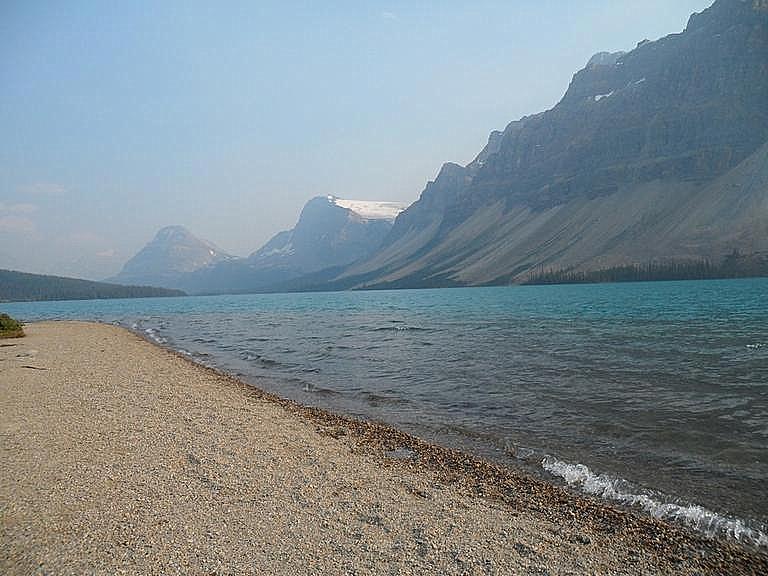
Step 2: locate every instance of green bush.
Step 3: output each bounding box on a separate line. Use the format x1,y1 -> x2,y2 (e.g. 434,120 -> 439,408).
0,313 -> 24,338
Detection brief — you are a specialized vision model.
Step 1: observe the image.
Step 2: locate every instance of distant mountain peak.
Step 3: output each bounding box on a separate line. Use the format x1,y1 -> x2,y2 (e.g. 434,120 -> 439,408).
248,195 -> 403,268
170,194 -> 406,294
153,225 -> 194,242
110,225 -> 233,288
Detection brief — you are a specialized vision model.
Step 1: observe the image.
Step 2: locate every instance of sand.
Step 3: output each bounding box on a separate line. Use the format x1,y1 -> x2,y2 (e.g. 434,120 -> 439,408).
1,321 -> 766,575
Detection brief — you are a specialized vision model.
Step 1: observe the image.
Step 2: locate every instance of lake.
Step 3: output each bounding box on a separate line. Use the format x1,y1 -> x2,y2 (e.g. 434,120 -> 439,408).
4,278 -> 767,546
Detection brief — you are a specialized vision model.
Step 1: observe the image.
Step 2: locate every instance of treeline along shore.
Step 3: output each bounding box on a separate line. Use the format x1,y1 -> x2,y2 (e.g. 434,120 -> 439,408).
1,322 -> 766,575
523,253 -> 768,286
0,268 -> 185,302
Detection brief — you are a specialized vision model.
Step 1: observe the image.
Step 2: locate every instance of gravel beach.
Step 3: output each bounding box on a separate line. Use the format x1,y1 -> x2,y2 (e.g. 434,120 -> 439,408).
1,321 -> 766,575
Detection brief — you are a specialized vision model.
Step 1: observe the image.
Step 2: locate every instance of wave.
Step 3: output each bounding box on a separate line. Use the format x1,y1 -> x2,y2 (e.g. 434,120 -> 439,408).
301,383 -> 340,396
372,325 -> 431,332
143,327 -> 167,345
541,456 -> 768,547
361,391 -> 409,406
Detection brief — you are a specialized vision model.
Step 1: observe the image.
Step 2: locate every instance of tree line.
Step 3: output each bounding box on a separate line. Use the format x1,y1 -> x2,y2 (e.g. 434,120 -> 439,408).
0,269 -> 185,302
523,252 -> 768,285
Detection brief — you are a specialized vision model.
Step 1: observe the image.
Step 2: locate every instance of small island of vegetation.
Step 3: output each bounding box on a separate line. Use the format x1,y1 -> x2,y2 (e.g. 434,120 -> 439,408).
0,313 -> 24,338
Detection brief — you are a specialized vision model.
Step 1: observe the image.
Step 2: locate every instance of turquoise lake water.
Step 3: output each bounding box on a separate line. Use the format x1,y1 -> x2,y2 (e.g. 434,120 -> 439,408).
4,278 -> 767,545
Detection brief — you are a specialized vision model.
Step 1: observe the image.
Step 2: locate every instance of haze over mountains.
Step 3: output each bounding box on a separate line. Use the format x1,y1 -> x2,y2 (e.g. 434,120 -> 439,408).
114,0 -> 768,294
110,226 -> 234,289
113,196 -> 406,293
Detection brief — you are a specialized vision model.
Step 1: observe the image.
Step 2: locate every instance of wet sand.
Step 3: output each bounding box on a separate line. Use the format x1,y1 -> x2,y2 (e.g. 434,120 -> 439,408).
1,321 -> 765,575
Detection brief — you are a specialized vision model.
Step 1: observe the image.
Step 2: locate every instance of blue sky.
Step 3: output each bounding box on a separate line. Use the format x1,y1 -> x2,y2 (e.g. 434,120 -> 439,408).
1,0 -> 712,279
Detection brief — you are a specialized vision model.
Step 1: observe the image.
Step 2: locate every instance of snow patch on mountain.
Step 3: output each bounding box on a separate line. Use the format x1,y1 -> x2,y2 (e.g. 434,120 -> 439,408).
329,196 -> 406,221
594,91 -> 615,102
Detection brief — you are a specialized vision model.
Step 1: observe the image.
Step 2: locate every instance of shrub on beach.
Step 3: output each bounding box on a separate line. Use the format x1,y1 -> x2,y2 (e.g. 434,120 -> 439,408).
0,313 -> 24,338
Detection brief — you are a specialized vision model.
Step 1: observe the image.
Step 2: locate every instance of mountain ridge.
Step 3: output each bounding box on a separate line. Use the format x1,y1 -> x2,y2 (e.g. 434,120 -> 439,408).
334,0 -> 768,289
117,196 -> 406,294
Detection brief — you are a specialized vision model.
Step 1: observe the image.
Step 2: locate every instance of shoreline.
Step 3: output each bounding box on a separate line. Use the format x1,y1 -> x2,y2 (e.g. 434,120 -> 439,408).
144,327 -> 768,553
2,321 -> 766,574
148,328 -> 766,545
136,319 -> 767,550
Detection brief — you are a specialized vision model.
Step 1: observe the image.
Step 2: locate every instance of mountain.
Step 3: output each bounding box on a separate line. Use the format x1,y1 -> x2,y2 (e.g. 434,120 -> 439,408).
184,195 -> 405,293
110,226 -> 234,290
123,196 -> 406,294
248,196 -> 403,273
334,0 -> 768,288
0,269 -> 185,302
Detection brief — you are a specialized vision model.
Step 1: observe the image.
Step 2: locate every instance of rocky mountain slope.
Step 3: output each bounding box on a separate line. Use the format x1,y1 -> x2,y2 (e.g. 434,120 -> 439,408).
110,226 -> 233,290
335,0 -> 768,288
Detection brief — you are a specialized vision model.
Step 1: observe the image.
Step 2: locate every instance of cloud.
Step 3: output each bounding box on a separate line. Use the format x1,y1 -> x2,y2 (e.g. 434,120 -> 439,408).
67,231 -> 102,244
0,202 -> 38,214
18,182 -> 67,197
0,203 -> 39,235
0,215 -> 36,234
381,11 -> 397,20
68,233 -> 121,260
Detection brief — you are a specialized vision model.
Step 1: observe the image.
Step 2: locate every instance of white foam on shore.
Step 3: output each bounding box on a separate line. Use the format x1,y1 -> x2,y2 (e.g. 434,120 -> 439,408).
143,327 -> 167,345
542,455 -> 768,548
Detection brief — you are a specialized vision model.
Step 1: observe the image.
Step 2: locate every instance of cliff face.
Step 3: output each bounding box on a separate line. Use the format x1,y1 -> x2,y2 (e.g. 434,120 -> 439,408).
340,0 -> 768,288
247,196 -> 400,275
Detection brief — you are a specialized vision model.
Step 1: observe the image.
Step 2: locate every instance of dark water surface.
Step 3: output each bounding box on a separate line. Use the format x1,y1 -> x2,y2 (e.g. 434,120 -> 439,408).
5,279 -> 767,545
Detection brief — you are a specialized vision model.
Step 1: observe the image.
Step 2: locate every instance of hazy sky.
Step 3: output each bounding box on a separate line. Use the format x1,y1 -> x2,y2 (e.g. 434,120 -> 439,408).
1,0 -> 712,280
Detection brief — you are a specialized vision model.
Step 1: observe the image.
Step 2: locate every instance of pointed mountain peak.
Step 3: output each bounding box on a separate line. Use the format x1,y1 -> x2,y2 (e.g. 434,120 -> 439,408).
153,225 -> 195,242
111,225 -> 233,288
